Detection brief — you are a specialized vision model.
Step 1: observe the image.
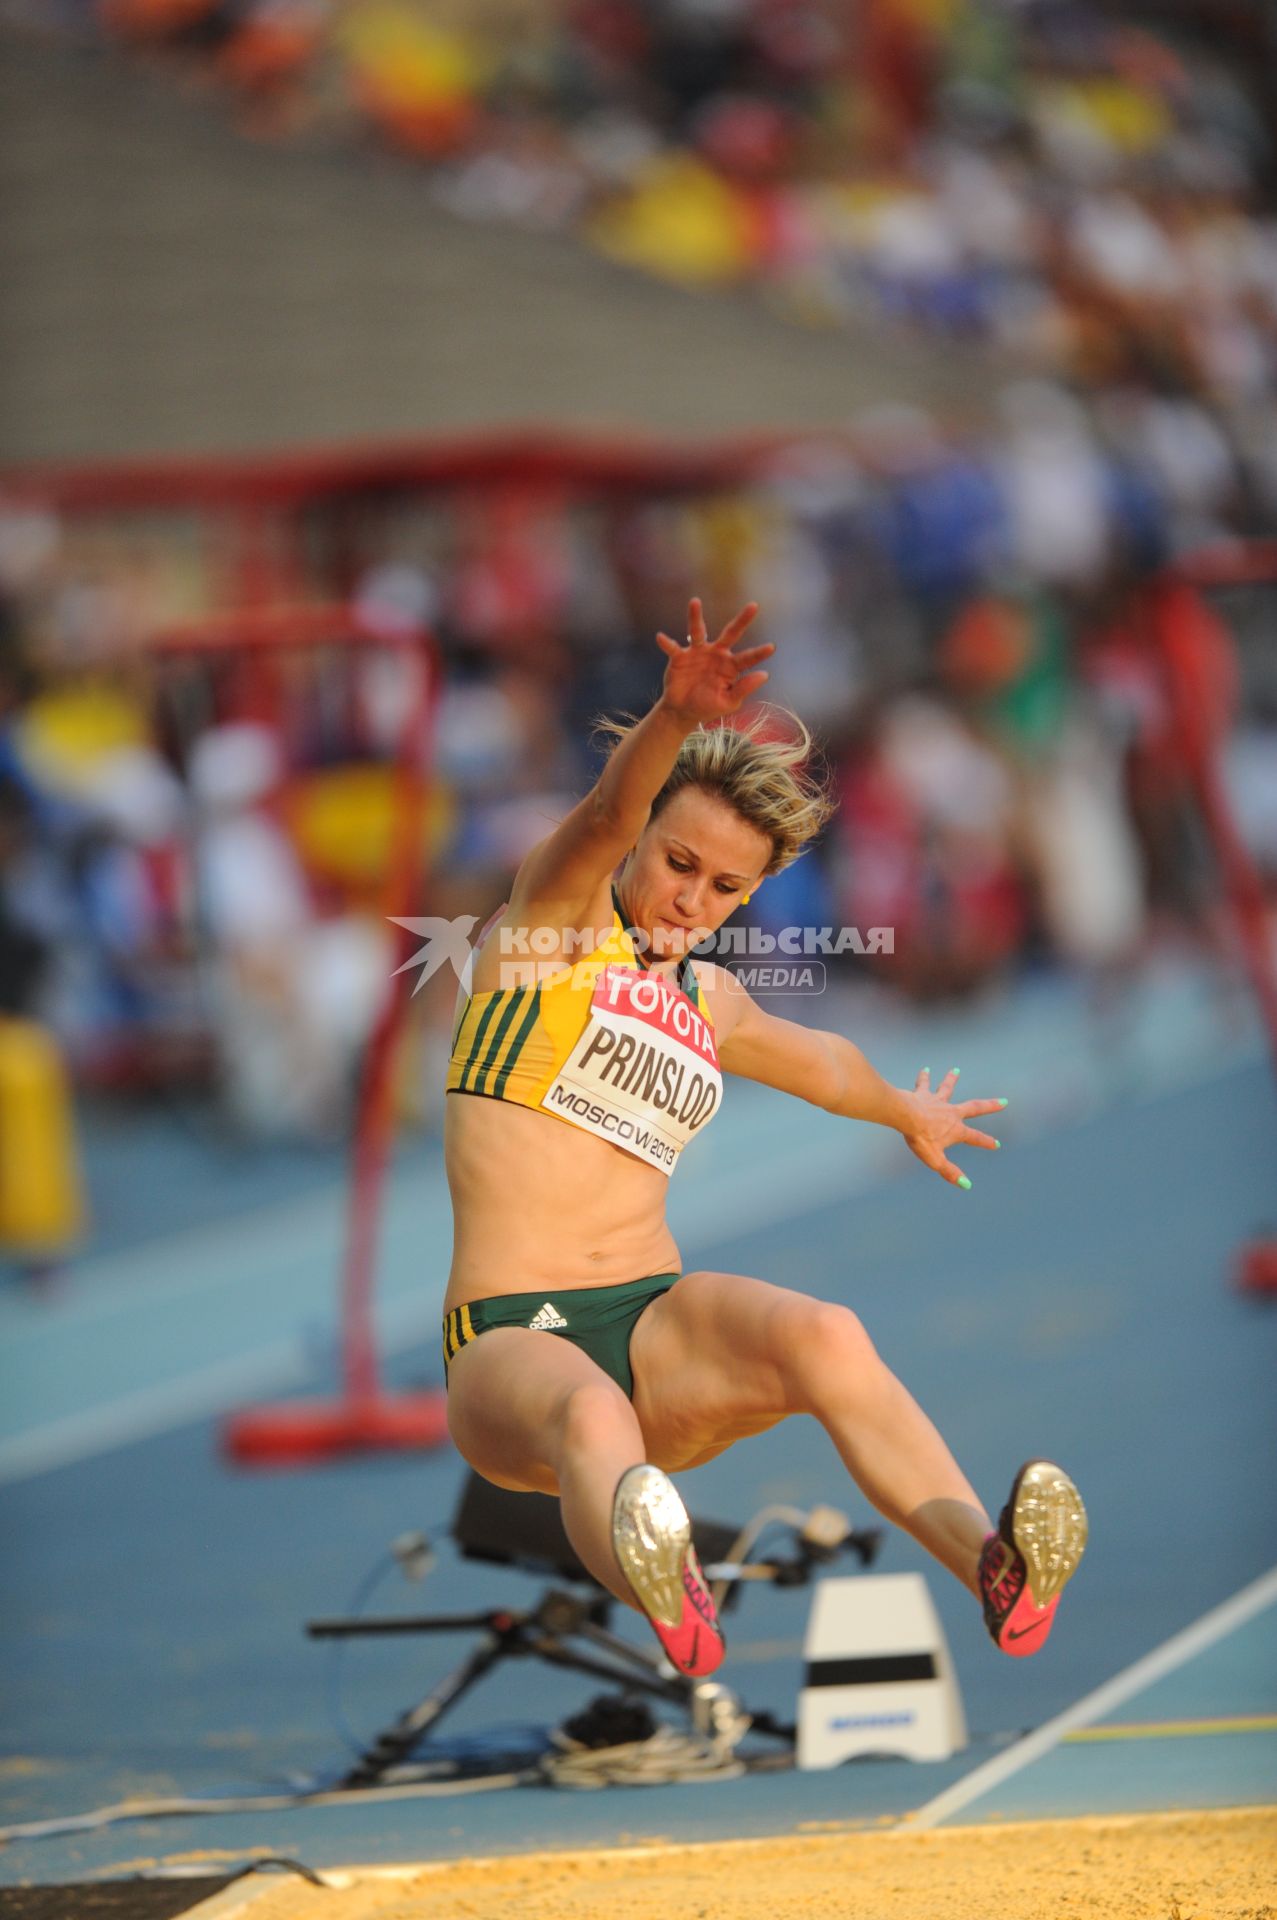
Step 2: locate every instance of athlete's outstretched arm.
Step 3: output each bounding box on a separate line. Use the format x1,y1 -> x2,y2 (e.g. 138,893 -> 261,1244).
510,598 -> 772,911
710,969 -> 1004,1189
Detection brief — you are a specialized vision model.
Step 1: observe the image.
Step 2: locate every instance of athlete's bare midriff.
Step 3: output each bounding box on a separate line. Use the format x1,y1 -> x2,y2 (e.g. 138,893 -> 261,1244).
443,1092 -> 681,1310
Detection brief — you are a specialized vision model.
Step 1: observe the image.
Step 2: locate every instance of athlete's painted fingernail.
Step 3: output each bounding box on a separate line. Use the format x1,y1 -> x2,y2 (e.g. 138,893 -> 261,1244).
992,1140 -> 1001,1149
997,1098 -> 1009,1108
958,1175 -> 972,1191
951,1067 -> 960,1078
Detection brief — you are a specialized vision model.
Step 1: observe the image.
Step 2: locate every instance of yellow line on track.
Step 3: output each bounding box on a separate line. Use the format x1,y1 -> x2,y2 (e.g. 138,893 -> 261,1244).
1063,1713 -> 1277,1742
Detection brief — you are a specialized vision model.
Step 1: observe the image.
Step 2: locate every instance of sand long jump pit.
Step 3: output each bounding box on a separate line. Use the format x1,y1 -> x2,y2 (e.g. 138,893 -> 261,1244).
229,1807 -> 1274,1918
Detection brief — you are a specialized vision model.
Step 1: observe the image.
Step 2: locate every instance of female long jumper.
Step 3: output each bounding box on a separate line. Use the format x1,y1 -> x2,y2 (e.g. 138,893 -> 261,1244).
441,599 -> 1086,1676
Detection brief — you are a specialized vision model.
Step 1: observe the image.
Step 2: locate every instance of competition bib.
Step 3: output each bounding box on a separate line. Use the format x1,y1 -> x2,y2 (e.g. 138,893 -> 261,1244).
541,965 -> 721,1176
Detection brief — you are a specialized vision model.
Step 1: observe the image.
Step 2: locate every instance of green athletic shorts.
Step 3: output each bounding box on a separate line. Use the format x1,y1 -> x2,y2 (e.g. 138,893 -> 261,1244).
441,1272 -> 678,1400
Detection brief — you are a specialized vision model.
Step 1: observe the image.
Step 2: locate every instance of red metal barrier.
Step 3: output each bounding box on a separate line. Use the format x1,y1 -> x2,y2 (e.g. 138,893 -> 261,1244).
149,600 -> 451,1460
1167,548 -> 1277,1296
1165,547 -> 1277,1077
0,427 -> 809,512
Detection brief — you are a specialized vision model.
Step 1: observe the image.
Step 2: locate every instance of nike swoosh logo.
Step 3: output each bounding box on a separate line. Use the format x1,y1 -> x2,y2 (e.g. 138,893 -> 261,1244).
684,1626 -> 700,1672
1007,1615 -> 1049,1642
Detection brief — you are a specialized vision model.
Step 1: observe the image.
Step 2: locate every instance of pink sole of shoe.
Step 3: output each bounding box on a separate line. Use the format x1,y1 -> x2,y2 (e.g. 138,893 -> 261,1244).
612,1465 -> 725,1678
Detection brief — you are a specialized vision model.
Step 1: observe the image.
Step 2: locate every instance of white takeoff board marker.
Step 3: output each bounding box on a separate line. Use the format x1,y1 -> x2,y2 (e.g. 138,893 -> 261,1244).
797,1574 -> 967,1768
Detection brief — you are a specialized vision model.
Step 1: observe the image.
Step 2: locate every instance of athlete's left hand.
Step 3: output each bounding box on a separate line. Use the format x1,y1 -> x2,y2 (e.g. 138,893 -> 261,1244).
899,1068 -> 1005,1190
656,597 -> 775,724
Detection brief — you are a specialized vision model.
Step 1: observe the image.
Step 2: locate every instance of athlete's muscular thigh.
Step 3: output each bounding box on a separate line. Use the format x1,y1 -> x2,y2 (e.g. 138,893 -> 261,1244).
445,1329 -> 625,1496
629,1270 -> 812,1470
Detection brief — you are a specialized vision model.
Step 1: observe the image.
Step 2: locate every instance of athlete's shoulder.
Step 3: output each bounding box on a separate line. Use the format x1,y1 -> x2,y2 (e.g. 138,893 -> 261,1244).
688,958 -> 748,1040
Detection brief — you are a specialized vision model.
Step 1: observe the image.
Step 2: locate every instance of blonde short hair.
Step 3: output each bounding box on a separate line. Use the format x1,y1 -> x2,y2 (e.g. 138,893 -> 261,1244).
597,706 -> 835,875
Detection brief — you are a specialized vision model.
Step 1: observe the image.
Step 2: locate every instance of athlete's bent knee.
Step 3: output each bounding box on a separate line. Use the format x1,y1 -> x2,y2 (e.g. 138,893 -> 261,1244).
553,1379 -> 636,1467
779,1299 -> 879,1411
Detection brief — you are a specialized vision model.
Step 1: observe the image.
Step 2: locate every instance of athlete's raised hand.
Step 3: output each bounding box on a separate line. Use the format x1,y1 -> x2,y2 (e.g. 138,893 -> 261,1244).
899,1067 -> 1007,1191
656,598 -> 774,724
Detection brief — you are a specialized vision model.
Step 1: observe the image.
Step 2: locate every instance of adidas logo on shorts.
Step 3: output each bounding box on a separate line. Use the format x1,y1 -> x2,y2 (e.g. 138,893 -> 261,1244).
528,1302 -> 569,1331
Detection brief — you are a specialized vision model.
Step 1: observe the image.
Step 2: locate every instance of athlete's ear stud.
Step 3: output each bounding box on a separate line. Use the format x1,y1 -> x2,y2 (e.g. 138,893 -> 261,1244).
742,892 -> 751,905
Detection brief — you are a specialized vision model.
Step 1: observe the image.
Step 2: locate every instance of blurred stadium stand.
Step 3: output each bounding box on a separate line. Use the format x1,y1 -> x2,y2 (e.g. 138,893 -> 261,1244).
0,25 -> 997,461
6,1 -> 1277,459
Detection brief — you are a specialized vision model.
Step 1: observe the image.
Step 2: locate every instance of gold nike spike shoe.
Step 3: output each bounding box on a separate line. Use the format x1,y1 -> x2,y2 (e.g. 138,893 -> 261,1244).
979,1459 -> 1088,1657
611,1464 -> 725,1678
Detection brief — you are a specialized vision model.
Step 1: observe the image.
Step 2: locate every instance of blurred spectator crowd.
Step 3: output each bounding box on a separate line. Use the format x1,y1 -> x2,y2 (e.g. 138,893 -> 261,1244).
1,427 -> 1274,1136
32,1 -> 1277,443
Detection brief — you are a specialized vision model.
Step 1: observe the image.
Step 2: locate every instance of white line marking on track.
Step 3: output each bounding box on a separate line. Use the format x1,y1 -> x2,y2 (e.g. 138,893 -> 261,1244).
904,1563 -> 1277,1831
0,1343 -> 307,1486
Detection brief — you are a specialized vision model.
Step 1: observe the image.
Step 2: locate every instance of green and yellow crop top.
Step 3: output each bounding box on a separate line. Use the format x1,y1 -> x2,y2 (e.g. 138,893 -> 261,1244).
446,888 -> 721,1176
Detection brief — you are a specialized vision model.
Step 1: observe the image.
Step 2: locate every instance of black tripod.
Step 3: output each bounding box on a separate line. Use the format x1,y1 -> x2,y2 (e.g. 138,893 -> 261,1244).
310,1587 -> 706,1787
307,1472 -> 883,1790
